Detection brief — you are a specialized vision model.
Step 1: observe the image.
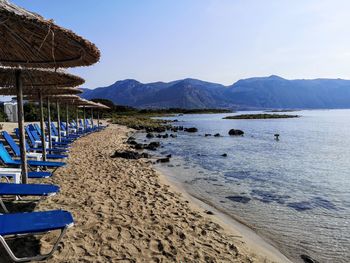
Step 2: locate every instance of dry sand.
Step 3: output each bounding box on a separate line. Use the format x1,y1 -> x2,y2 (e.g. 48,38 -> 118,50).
4,124 -> 290,262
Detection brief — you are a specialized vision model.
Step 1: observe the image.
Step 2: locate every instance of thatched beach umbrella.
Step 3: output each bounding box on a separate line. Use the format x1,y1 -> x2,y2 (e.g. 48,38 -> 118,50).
0,67 -> 84,182
0,1 -> 100,68
0,1 -> 100,183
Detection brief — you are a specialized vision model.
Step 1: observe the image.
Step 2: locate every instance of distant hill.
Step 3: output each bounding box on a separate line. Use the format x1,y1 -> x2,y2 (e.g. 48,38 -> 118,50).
81,75 -> 350,109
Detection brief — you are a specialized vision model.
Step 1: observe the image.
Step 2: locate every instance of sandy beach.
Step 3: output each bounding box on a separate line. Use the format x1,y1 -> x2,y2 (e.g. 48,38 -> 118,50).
4,124 -> 290,262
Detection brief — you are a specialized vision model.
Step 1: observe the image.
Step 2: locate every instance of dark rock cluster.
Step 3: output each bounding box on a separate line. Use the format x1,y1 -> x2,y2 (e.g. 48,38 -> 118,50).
111,150 -> 150,160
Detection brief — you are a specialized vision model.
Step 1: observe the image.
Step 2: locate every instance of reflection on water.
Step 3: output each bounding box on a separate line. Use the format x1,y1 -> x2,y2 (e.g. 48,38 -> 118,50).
144,110 -> 350,263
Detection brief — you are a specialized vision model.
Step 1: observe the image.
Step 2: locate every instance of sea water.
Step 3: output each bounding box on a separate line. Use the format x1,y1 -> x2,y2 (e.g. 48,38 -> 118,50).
146,110 -> 350,263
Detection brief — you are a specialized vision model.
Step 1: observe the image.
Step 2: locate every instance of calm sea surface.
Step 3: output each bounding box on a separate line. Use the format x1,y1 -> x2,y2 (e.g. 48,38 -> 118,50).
144,110 -> 350,263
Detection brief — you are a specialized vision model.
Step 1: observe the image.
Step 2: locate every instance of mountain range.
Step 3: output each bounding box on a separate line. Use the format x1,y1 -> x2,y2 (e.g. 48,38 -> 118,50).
81,75 -> 350,109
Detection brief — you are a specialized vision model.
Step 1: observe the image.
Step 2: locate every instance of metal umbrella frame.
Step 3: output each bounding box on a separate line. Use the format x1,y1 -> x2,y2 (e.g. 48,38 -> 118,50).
0,68 -> 84,183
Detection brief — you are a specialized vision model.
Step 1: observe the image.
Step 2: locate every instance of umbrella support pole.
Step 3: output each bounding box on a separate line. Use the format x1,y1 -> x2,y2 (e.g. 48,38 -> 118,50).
66,104 -> 69,136
57,101 -> 61,142
38,91 -> 47,161
76,107 -> 79,131
83,106 -> 86,131
47,98 -> 52,149
15,70 -> 28,184
91,108 -> 94,128
97,111 -> 100,128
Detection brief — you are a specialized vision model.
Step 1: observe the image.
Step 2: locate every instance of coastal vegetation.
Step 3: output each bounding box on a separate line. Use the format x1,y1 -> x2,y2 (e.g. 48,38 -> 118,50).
92,98 -> 231,117
266,109 -> 300,113
111,114 -> 171,131
92,98 -> 229,130
223,114 -> 299,120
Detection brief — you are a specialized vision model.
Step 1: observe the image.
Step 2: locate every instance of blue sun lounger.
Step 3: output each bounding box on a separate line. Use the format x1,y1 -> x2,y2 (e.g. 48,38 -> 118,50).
23,127 -> 69,150
27,171 -> 53,179
27,125 -> 70,148
2,131 -> 68,160
0,210 -> 74,262
58,122 -> 83,138
0,183 -> 59,213
50,122 -> 80,140
0,143 -> 65,173
13,128 -> 68,155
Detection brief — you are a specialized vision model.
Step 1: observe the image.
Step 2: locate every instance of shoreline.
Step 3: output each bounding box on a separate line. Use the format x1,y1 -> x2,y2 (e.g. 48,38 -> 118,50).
155,165 -> 292,263
2,122 -> 293,262
130,127 -> 292,262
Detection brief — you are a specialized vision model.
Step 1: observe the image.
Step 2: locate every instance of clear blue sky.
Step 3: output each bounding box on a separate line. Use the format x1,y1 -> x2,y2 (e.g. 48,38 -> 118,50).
11,0 -> 350,89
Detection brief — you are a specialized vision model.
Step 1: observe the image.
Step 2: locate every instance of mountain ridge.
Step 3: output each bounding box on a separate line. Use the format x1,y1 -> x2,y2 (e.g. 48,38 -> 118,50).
81,75 -> 350,109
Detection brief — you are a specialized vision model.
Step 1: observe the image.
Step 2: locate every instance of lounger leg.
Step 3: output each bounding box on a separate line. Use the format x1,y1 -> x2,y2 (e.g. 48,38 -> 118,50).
0,197 -> 9,213
0,225 -> 71,262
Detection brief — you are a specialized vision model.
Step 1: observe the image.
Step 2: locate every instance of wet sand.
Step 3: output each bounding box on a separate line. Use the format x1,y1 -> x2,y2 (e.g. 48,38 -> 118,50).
4,124 -> 290,262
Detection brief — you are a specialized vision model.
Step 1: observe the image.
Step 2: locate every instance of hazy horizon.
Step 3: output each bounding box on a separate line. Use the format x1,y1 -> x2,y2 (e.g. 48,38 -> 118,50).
10,0 -> 350,89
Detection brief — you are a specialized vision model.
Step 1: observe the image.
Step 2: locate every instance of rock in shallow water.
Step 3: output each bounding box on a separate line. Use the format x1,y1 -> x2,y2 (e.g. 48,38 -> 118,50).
300,254 -> 319,263
146,133 -> 154,139
145,141 -> 161,151
287,201 -> 313,211
184,127 -> 198,133
226,195 -> 251,204
228,129 -> 244,136
157,157 -> 170,163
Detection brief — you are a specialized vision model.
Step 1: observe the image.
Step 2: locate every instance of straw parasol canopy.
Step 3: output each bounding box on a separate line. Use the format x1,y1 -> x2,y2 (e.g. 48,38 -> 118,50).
24,90 -> 82,100
0,0 -> 100,68
77,99 -> 98,107
77,99 -> 101,108
0,67 -> 84,94
95,102 -> 110,109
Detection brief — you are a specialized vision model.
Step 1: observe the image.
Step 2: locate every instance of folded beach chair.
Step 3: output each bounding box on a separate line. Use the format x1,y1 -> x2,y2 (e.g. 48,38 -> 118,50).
0,183 -> 59,213
0,143 -> 65,173
0,210 -> 74,262
2,131 -> 68,160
